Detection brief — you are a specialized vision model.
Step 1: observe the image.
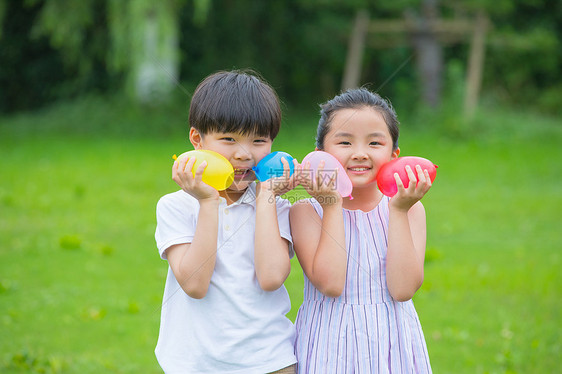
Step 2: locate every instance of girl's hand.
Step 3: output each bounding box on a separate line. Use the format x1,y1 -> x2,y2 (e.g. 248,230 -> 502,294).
390,164 -> 432,212
257,157 -> 300,197
172,155 -> 219,201
298,160 -> 342,207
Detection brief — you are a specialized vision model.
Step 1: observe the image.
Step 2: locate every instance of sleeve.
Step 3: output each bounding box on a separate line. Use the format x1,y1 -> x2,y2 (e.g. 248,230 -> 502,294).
275,196 -> 294,258
155,192 -> 198,260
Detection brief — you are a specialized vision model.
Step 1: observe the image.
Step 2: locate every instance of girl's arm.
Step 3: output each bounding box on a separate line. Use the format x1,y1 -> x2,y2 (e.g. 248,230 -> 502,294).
165,156 -> 221,299
291,161 -> 347,297
290,200 -> 346,297
386,164 -> 432,301
386,201 -> 426,301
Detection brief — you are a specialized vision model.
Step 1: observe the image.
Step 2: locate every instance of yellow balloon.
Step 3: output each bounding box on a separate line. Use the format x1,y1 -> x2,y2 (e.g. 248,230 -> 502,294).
173,150 -> 234,190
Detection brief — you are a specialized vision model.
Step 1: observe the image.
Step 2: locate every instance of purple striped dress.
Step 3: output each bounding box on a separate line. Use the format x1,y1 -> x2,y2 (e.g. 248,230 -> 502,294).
294,196 -> 432,374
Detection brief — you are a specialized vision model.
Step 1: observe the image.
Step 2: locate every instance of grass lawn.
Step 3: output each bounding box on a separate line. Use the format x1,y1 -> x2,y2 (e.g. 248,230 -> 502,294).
1,96 -> 561,373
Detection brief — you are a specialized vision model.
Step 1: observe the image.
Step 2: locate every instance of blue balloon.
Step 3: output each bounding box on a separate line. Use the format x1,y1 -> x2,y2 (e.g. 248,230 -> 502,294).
252,151 -> 295,181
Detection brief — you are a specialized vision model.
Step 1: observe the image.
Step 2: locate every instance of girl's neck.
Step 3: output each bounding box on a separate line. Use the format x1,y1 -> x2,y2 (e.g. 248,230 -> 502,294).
342,184 -> 384,212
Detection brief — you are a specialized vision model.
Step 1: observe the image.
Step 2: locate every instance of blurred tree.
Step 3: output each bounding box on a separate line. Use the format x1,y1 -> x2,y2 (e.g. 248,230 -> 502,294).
2,0 -> 210,106
0,0 -> 91,112
0,0 -> 560,114
107,0 -> 180,104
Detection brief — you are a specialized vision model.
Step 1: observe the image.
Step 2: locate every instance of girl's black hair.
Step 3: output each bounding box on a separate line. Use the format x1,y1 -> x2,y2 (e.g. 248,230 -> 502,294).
316,88 -> 400,150
189,70 -> 281,139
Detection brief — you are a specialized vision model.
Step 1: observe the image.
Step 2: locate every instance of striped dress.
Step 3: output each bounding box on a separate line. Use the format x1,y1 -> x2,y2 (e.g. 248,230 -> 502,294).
294,196 -> 432,374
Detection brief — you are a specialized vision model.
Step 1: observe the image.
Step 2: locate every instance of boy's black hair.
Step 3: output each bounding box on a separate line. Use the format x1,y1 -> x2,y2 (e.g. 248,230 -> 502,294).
189,70 -> 281,139
316,88 -> 400,151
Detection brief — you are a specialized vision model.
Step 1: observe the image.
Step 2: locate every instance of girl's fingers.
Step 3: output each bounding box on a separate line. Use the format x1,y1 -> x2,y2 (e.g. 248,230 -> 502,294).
329,168 -> 338,188
424,169 -> 432,188
405,165 -> 417,190
301,161 -> 313,189
315,160 -> 326,189
415,165 -> 426,183
291,159 -> 300,187
394,172 -> 404,188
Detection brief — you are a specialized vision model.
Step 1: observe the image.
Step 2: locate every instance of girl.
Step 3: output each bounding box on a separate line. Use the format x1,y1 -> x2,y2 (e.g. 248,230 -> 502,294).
291,88 -> 432,373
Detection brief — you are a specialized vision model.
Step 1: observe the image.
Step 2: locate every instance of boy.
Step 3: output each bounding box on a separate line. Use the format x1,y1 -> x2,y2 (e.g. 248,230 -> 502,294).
154,70 -> 297,373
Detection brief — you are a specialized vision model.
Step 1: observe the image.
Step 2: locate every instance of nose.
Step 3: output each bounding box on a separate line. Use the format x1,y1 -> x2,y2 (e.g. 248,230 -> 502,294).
233,143 -> 252,161
351,147 -> 368,160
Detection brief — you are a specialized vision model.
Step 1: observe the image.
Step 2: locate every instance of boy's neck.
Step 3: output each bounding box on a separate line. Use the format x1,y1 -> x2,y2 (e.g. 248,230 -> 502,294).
219,186 -> 252,206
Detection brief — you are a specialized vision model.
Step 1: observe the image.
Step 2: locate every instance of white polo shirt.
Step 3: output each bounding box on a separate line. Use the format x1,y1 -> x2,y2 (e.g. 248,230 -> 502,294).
154,183 -> 296,374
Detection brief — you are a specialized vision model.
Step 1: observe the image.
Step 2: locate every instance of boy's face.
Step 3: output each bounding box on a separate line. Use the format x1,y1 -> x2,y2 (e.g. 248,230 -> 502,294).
190,128 -> 272,194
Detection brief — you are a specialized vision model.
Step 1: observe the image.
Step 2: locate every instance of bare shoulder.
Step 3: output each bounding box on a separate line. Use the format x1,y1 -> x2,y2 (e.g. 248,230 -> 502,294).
408,201 -> 426,219
407,201 -> 427,236
290,199 -> 318,218
290,199 -> 323,228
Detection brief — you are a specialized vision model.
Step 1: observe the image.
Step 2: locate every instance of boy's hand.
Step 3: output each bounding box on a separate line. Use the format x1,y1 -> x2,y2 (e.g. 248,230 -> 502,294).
389,164 -> 432,212
257,157 -> 299,197
172,155 -> 220,201
298,160 -> 342,207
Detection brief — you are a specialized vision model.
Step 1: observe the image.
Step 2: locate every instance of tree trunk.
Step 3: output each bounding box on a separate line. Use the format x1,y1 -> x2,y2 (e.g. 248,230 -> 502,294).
342,10 -> 369,91
464,11 -> 488,117
130,1 -> 179,104
408,0 -> 443,108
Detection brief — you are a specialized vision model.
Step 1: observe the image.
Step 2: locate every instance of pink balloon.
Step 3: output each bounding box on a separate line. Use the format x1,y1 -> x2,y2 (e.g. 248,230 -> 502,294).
301,151 -> 353,198
376,156 -> 438,197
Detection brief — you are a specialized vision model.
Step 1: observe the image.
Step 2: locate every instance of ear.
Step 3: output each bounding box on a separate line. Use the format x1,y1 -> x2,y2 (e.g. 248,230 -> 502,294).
189,127 -> 204,149
315,147 -> 319,151
391,147 -> 400,159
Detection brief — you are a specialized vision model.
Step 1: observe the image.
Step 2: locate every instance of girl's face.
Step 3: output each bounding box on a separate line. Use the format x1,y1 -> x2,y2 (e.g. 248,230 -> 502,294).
321,107 -> 399,188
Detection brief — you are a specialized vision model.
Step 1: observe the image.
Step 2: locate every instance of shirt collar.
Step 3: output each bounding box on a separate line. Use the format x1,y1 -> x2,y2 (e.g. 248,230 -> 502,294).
219,182 -> 258,207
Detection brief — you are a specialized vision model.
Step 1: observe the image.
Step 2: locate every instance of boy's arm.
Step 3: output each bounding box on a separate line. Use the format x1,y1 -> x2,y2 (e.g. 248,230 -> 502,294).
290,200 -> 346,297
166,197 -> 220,299
254,189 -> 292,291
386,164 -> 432,301
166,157 -> 222,299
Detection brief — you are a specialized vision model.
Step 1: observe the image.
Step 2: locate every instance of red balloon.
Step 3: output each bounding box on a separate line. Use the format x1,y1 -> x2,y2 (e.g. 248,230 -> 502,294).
376,156 -> 438,197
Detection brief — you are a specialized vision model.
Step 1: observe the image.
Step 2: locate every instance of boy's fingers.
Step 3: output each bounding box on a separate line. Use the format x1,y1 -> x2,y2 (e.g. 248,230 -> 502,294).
193,160 -> 207,180
280,157 -> 290,178
183,157 -> 196,176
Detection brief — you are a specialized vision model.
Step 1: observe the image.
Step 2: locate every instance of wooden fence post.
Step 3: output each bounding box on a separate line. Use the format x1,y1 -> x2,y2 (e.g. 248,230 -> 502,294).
464,11 -> 488,117
342,10 -> 369,90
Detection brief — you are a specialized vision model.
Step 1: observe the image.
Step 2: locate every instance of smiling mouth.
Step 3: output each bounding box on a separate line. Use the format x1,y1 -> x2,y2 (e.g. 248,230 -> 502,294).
233,168 -> 254,179
348,167 -> 371,172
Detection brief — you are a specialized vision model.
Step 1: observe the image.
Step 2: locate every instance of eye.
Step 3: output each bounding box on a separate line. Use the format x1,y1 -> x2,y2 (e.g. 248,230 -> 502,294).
338,141 -> 351,146
369,141 -> 381,146
221,137 -> 236,142
254,138 -> 268,144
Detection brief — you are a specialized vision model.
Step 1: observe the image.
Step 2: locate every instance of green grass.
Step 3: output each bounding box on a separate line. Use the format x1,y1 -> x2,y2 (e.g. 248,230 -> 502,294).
1,95 -> 561,373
